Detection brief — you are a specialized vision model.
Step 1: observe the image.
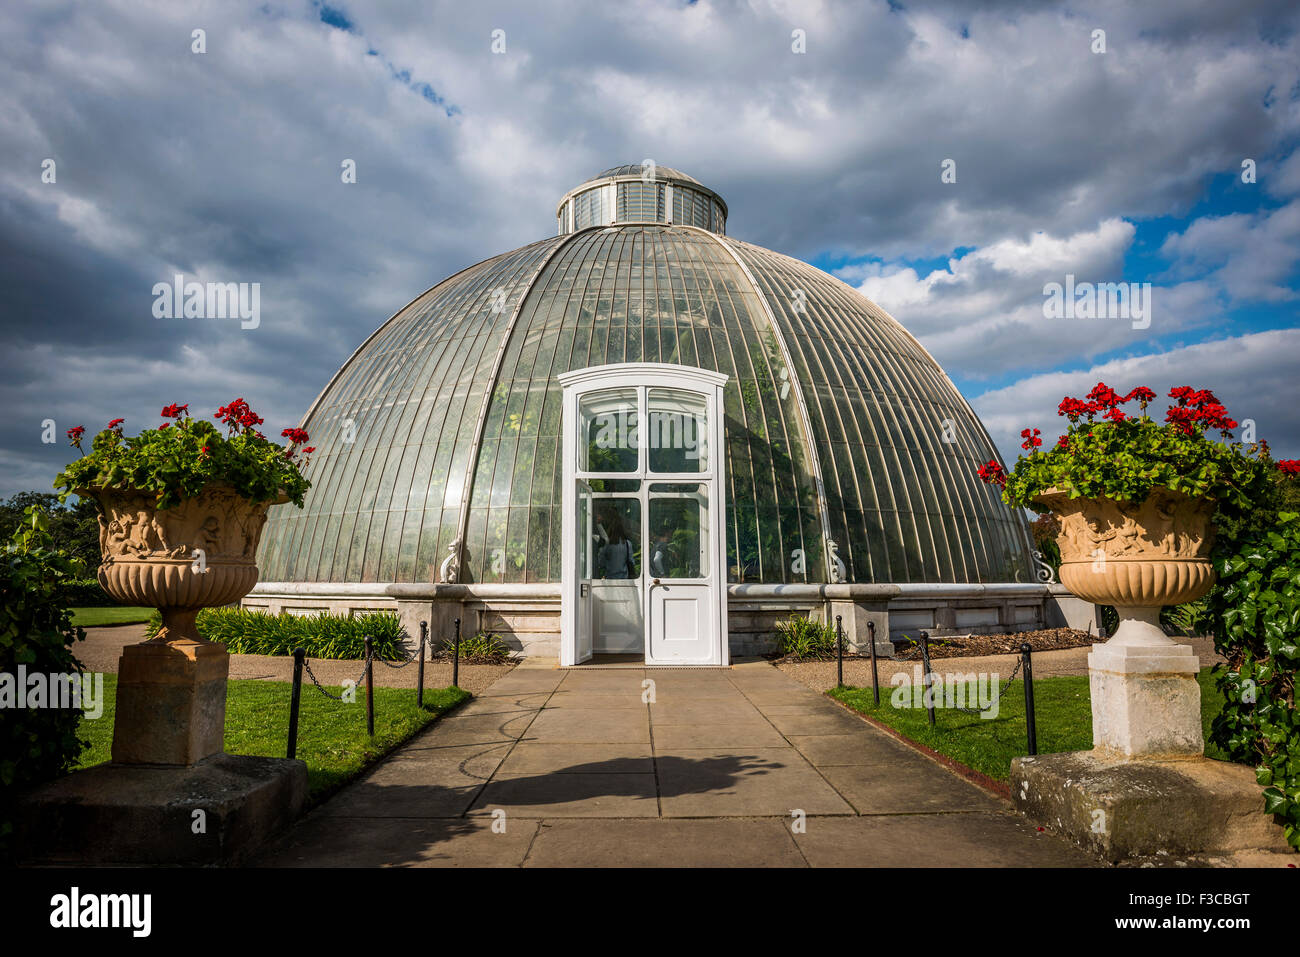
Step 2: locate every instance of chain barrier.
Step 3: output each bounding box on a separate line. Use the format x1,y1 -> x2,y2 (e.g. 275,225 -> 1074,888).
373,641 -> 420,670
300,646 -> 372,701
916,636 -> 1025,716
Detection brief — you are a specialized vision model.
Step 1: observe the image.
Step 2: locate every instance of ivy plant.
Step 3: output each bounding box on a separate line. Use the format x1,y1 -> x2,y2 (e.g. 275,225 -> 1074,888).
1208,511 -> 1300,850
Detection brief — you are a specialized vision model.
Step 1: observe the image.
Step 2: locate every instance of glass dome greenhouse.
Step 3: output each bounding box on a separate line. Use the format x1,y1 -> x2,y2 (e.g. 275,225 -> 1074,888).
257,165 -> 1033,590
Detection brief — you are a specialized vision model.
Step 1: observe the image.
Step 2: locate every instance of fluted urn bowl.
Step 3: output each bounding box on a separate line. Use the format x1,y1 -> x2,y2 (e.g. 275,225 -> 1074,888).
90,485 -> 283,644
1035,486 -> 1216,642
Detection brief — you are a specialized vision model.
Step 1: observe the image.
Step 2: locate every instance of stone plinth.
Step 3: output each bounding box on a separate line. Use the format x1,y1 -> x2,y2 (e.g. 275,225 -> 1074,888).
1088,628 -> 1203,758
1011,751 -> 1288,862
16,754 -> 307,865
112,639 -> 228,765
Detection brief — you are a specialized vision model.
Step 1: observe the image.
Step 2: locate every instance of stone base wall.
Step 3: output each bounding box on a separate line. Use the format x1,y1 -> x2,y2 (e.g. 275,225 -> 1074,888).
244,582 -> 1090,660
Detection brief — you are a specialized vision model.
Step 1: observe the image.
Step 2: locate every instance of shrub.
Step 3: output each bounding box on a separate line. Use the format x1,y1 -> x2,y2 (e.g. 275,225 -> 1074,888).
59,578 -> 116,607
1208,510 -> 1300,850
774,615 -> 840,660
145,608 -> 407,659
439,631 -> 512,663
0,507 -> 88,855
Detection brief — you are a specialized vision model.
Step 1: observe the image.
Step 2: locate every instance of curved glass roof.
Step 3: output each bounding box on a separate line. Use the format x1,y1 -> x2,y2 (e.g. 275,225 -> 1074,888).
587,165 -> 703,186
258,173 -> 1032,586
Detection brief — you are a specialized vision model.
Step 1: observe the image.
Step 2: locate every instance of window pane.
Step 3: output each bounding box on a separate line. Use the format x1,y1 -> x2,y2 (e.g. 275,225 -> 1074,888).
647,388 -> 707,473
579,388 -> 639,472
648,483 -> 708,578
593,497 -> 641,580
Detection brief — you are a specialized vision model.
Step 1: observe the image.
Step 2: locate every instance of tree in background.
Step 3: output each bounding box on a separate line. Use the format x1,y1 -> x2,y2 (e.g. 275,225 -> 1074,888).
0,492 -> 100,572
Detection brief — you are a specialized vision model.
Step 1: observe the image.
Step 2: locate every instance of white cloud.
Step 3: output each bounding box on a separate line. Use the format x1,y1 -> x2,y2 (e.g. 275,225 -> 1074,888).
970,328 -> 1300,463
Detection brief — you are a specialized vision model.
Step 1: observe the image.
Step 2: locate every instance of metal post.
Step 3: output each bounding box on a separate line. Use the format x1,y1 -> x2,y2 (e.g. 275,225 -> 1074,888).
364,636 -> 375,737
867,620 -> 880,706
287,648 -> 304,759
417,620 -> 427,709
835,614 -> 843,688
919,631 -> 936,727
452,617 -> 461,689
1021,642 -> 1037,755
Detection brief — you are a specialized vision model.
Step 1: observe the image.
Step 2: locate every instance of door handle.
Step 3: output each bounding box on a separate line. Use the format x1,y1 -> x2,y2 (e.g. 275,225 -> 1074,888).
652,578 -> 661,586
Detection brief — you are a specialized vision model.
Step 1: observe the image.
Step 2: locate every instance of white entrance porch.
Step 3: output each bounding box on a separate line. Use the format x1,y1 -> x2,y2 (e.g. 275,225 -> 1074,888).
558,363 -> 729,667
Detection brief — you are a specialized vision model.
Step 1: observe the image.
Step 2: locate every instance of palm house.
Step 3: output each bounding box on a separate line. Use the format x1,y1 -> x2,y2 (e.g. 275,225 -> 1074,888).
249,164 -> 1090,664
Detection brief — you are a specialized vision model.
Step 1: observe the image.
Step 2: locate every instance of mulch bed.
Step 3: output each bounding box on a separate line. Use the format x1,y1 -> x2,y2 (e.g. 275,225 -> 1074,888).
892,627 -> 1100,661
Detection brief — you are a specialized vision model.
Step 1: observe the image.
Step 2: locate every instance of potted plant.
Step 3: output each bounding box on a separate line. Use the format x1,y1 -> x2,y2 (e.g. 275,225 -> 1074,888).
54,399 -> 312,765
978,383 -> 1285,756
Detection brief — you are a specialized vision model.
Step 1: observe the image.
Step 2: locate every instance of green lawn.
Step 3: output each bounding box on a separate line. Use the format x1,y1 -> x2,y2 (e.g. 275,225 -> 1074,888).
77,674 -> 469,800
71,605 -> 153,627
828,668 -> 1230,783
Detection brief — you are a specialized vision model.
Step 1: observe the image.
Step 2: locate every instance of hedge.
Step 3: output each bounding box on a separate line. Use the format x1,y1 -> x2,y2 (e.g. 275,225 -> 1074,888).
145,607 -> 407,659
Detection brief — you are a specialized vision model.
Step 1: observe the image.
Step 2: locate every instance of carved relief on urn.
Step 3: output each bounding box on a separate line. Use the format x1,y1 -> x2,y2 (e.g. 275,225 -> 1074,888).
1034,486 -> 1216,608
90,485 -> 283,642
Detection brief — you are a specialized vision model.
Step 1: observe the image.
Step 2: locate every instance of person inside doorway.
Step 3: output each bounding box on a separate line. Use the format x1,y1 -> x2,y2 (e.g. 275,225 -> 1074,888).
597,511 -> 637,580
649,525 -> 673,578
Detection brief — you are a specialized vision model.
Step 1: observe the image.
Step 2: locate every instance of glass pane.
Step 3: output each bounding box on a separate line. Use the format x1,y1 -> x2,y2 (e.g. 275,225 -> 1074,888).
592,497 -> 641,580
647,388 -> 707,473
579,388 -> 639,472
648,483 -> 708,579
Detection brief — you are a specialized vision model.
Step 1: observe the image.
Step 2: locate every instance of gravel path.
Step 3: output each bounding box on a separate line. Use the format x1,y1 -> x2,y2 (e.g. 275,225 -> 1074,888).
75,624 -> 516,697
776,635 -> 1222,693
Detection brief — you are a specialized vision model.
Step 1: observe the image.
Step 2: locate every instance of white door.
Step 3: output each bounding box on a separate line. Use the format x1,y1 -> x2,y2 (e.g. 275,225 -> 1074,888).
645,482 -> 715,664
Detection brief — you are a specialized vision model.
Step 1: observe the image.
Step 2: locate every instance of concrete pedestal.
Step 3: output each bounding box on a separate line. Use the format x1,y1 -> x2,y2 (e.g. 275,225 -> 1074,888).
112,639 -> 228,765
16,754 -> 308,865
1011,751 -> 1287,862
1087,639 -> 1203,757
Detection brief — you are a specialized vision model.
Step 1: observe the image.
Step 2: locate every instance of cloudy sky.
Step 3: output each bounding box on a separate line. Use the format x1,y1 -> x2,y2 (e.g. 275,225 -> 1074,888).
2,0 -> 1298,497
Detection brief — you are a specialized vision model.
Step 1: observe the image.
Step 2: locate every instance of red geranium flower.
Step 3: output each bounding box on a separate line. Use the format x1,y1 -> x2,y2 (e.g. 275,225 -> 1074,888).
107,418 -> 124,429
1020,428 -> 1042,450
67,426 -> 85,446
1278,460 -> 1300,476
977,459 -> 1007,488
281,427 -> 310,445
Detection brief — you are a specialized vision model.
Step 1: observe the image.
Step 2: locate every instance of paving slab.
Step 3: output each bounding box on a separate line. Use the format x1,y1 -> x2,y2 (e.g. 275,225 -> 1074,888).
655,747 -> 855,817
820,761 -> 1005,815
468,772 -> 660,818
524,818 -> 806,867
792,812 -> 1100,867
497,741 -> 655,775
786,732 -> 919,767
523,707 -> 652,744
261,815 -> 539,867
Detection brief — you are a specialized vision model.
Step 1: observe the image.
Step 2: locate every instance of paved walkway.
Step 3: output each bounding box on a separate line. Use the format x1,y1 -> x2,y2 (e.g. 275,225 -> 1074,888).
257,659 -> 1097,867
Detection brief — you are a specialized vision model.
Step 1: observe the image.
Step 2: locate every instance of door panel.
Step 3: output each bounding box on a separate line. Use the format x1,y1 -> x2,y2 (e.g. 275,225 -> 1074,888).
649,583 -> 712,663
646,482 -> 715,664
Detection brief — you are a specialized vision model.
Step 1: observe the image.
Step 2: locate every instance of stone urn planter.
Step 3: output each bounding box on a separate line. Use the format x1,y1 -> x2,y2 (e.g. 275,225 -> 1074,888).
1034,486 -> 1215,757
89,484 -> 284,765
